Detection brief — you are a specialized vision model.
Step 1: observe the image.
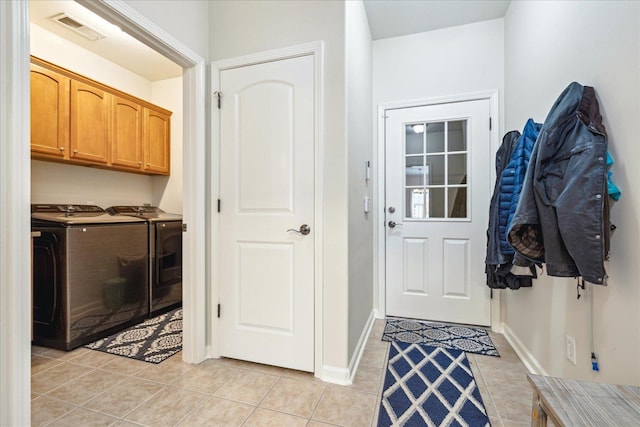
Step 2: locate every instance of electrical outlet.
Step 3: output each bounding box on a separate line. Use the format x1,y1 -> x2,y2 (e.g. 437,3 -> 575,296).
566,335 -> 576,365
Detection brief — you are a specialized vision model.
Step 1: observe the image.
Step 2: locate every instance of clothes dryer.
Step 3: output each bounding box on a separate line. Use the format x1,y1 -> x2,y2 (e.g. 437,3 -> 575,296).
107,206 -> 182,316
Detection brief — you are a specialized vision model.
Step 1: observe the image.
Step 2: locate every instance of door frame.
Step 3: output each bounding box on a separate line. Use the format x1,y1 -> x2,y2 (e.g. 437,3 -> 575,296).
375,90 -> 502,332
0,1 -> 206,424
210,42 -> 325,375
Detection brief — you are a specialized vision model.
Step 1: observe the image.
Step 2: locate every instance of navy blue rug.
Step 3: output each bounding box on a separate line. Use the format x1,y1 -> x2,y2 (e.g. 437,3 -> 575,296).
382,318 -> 499,357
377,341 -> 491,427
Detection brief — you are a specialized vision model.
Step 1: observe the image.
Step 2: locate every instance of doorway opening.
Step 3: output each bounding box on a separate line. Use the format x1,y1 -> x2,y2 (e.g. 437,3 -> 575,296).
1,1 -> 207,422
376,92 -> 502,330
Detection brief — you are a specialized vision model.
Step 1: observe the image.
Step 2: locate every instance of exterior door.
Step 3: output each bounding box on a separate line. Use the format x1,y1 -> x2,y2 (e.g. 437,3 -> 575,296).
218,55 -> 315,371
385,100 -> 491,326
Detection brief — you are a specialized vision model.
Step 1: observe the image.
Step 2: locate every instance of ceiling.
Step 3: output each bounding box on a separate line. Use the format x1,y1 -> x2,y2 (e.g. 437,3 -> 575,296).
363,0 -> 511,40
29,0 -> 511,82
29,0 -> 182,82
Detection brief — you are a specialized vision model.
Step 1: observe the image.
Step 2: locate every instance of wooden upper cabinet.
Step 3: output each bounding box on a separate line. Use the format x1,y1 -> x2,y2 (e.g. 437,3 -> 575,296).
70,80 -> 110,165
111,96 -> 143,171
143,108 -> 171,175
29,56 -> 172,175
30,64 -> 70,159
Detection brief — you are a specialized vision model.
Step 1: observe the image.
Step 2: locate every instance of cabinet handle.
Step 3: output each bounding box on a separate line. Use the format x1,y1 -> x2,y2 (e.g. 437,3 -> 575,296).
73,149 -> 78,154
138,161 -> 142,165
59,147 -> 65,151
146,163 -> 150,167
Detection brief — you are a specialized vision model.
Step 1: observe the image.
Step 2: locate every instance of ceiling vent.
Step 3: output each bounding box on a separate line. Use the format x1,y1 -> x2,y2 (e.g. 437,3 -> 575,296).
50,13 -> 106,42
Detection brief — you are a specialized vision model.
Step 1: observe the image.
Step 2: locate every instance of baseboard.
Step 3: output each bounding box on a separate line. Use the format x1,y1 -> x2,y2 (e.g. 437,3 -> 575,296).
205,345 -> 219,360
317,309 -> 376,386
317,365 -> 352,385
503,323 -> 548,376
347,310 -> 376,380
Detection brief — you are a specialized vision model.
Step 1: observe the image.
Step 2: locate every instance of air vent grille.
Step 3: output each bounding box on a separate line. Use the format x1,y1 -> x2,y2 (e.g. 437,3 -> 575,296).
57,16 -> 83,29
50,13 -> 105,42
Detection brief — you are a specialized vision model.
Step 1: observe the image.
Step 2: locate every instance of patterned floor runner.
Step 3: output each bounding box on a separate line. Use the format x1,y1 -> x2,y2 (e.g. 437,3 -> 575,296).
85,308 -> 182,364
377,341 -> 491,427
382,318 -> 499,357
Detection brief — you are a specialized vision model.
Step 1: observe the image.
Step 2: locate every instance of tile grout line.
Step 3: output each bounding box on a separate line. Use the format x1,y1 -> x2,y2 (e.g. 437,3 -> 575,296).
34,363 -> 99,396
247,373 -> 296,424
370,341 -> 390,426
304,381 -> 329,424
308,383 -> 329,424
473,353 -> 506,427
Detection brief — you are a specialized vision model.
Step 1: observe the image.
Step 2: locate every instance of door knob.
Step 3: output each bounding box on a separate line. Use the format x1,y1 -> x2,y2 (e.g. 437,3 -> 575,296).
388,220 -> 402,228
287,224 -> 311,235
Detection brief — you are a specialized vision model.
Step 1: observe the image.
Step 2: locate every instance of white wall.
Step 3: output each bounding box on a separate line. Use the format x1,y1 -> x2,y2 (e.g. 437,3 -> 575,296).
372,19 -> 505,311
30,24 -> 153,99
210,0 -> 350,372
504,0 -> 640,385
373,18 -> 504,131
123,0 -> 210,60
152,77 -> 183,214
346,0 -> 374,360
30,24 -> 182,211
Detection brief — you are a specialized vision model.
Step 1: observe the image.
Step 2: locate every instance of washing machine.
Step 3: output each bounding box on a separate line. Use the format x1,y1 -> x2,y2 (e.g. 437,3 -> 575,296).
31,204 -> 149,350
107,206 -> 182,316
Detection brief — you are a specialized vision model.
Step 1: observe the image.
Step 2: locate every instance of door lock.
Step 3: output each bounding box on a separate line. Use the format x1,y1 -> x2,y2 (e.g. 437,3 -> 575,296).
388,220 -> 402,228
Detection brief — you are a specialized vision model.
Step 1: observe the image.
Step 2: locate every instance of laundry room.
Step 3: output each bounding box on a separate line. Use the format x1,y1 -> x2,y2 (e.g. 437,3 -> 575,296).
29,0 -> 185,350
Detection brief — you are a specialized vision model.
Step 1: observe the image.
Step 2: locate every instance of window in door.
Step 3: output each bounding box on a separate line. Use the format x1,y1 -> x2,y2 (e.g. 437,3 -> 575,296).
404,120 -> 468,220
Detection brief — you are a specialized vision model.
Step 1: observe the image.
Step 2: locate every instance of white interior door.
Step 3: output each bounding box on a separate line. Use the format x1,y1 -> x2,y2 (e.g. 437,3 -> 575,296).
385,100 -> 491,326
219,55 -> 314,371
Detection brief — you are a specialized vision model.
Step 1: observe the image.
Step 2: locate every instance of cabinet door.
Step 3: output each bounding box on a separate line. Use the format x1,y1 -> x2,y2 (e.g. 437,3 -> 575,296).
143,108 -> 171,175
70,80 -> 109,164
30,65 -> 70,159
111,96 -> 143,170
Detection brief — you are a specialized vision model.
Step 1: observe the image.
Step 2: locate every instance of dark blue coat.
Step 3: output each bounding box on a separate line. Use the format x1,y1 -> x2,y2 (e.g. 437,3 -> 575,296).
485,128 -> 538,289
485,130 -> 520,266
497,119 -> 542,255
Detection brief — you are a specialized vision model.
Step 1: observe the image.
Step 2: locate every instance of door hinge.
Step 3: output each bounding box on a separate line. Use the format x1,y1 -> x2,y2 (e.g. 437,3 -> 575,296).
214,91 -> 222,109
217,303 -> 221,318
217,199 -> 221,213
489,117 -> 492,130
182,223 -> 187,232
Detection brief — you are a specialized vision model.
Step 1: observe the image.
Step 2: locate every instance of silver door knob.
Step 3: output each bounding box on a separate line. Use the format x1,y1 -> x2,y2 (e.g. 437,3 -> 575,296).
287,224 -> 311,235
388,220 -> 402,228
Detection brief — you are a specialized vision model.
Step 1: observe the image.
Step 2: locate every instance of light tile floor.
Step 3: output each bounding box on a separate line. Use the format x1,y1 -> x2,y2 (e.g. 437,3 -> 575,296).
32,319 -> 532,426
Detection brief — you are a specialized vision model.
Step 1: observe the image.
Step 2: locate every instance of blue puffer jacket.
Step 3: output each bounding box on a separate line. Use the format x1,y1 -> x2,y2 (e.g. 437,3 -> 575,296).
497,119 -> 542,255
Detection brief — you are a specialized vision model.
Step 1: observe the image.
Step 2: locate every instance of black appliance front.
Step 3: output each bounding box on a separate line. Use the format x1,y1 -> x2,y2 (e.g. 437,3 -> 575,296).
151,221 -> 182,315
32,223 -> 149,350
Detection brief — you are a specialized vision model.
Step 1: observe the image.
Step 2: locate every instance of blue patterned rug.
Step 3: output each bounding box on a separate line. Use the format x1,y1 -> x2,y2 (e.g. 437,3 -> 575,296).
378,341 -> 491,427
85,308 -> 182,364
382,318 -> 499,357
